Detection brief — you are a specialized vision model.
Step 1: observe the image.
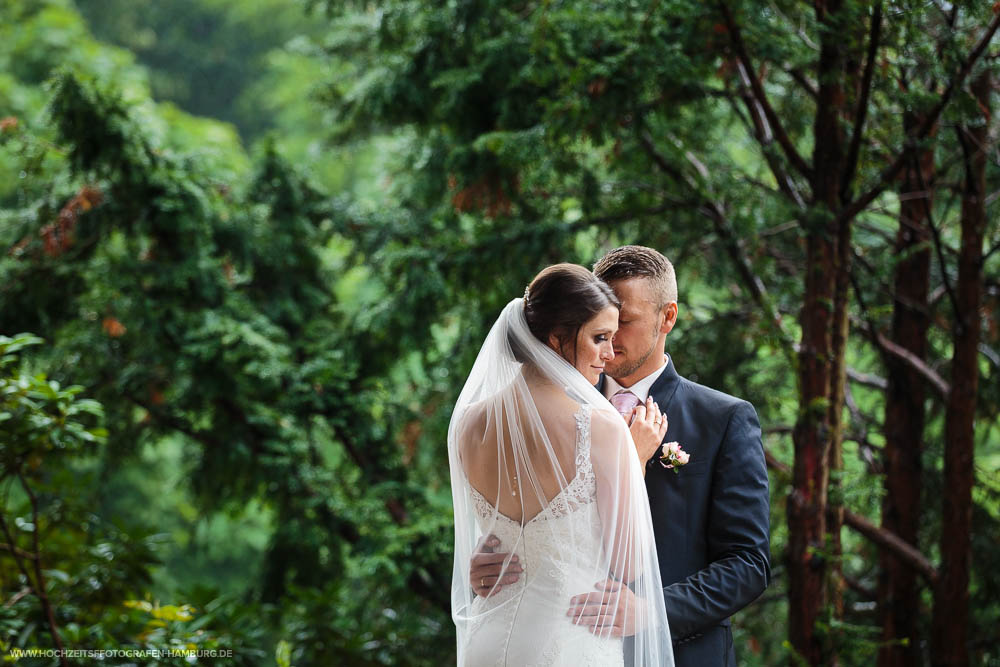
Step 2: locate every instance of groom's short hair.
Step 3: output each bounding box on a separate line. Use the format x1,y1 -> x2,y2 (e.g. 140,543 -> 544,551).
593,245 -> 677,307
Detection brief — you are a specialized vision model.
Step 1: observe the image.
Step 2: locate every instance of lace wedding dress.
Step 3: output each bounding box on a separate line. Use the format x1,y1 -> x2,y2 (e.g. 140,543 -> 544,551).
463,405 -> 624,667
449,298 -> 673,667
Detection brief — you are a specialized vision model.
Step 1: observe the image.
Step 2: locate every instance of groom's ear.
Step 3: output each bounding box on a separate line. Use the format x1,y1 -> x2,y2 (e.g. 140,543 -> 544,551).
660,302 -> 678,335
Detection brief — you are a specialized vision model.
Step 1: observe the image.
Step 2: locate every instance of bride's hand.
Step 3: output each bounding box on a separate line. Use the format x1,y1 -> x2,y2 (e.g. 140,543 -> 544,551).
567,579 -> 644,637
470,534 -> 522,597
629,397 -> 668,469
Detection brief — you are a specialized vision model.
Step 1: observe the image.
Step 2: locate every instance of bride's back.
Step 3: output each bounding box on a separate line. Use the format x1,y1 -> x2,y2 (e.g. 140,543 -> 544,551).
458,379 -> 584,523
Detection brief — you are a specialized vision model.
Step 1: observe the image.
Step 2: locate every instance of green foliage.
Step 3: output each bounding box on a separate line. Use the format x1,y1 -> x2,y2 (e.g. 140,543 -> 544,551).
74,0 -> 324,141
0,0 -> 998,664
1,333 -> 105,457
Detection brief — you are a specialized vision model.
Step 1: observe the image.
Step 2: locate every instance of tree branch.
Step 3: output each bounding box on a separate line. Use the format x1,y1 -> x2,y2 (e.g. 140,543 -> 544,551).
0,513 -> 36,594
872,328 -> 951,398
0,542 -> 38,561
638,131 -> 798,365
785,66 -> 818,100
18,474 -> 67,664
764,450 -> 939,586
916,138 -> 962,323
849,272 -> 951,399
984,239 -> 1000,264
718,2 -> 812,179
838,10 -> 1000,227
3,586 -> 32,609
732,61 -> 808,208
841,572 -> 877,601
846,367 -> 887,390
843,382 -> 883,475
842,509 -> 939,587
853,311 -> 952,399
841,1 -> 883,198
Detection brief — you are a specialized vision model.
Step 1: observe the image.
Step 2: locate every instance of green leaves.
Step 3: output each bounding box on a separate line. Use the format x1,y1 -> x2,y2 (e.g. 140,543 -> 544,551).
0,333 -> 44,360
0,333 -> 106,460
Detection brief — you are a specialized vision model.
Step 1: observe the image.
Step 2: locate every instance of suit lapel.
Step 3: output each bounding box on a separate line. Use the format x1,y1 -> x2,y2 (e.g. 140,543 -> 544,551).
648,357 -> 682,408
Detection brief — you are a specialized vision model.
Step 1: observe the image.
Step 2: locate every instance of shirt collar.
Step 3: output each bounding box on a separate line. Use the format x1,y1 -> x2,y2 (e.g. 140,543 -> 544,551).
602,355 -> 670,402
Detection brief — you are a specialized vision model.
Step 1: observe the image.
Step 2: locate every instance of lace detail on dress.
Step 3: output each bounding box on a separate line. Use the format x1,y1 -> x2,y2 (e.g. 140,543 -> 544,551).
534,405 -> 595,521
467,405 -> 595,524
531,633 -> 624,667
470,479 -> 497,521
461,403 -> 622,667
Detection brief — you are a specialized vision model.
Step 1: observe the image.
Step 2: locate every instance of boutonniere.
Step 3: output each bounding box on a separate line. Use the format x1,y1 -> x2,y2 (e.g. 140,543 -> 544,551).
659,441 -> 690,474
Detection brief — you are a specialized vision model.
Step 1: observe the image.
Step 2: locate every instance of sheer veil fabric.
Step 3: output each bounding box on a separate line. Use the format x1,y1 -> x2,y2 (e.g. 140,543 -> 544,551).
449,298 -> 673,666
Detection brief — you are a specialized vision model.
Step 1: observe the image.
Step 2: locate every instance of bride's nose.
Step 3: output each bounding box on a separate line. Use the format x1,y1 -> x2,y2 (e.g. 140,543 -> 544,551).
601,343 -> 614,361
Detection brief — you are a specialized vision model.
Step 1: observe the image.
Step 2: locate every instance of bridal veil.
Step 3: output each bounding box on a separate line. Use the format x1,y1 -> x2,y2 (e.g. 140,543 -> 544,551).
448,298 -> 673,666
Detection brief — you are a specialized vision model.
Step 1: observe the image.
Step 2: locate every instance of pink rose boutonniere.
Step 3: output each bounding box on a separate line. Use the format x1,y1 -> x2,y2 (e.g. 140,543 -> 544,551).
659,441 -> 690,474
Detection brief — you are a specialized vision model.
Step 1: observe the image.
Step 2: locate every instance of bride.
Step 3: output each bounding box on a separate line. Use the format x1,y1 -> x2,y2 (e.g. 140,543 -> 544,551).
448,264 -> 674,666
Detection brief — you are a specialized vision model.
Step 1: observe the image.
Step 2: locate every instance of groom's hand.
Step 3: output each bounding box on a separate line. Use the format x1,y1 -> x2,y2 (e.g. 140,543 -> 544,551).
470,534 -> 522,597
567,579 -> 643,638
629,397 -> 668,470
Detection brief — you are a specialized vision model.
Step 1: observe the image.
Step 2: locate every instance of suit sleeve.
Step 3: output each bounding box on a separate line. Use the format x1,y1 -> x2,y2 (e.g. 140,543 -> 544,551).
662,401 -> 771,640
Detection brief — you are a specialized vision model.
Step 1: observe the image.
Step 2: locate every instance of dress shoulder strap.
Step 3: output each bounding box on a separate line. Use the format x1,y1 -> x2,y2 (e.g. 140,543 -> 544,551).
573,403 -> 592,469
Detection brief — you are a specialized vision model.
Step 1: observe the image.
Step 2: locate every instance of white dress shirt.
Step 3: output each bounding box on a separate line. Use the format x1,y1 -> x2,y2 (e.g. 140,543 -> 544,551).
602,354 -> 670,402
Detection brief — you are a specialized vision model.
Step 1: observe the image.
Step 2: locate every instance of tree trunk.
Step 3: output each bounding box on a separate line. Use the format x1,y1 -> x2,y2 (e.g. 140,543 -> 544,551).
788,2 -> 848,664
930,68 -> 990,667
878,112 -> 934,667
825,174 -> 851,665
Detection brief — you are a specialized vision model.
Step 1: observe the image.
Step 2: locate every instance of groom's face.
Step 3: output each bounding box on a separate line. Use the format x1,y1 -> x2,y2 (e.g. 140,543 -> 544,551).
605,278 -> 664,383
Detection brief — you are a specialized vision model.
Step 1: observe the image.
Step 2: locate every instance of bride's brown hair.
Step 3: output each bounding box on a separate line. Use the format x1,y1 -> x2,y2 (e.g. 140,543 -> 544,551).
521,263 -> 619,364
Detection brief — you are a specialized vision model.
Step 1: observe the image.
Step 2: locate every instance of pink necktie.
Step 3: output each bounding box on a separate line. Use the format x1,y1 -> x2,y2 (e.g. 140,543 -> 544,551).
610,390 -> 640,422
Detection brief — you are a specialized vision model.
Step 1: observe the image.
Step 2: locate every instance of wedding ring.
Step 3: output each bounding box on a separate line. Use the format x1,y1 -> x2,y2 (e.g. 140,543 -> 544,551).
481,577 -> 486,587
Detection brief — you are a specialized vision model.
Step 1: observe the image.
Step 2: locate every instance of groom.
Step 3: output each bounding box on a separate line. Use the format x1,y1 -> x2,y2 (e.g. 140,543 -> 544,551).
472,245 -> 771,666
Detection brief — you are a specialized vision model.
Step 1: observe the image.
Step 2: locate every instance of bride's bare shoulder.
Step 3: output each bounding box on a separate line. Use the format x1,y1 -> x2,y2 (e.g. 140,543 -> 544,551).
589,406 -> 623,431
455,400 -> 490,443
588,407 -> 630,452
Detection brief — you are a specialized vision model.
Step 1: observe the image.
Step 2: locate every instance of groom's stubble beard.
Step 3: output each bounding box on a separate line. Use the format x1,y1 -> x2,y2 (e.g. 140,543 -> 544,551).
606,325 -> 660,381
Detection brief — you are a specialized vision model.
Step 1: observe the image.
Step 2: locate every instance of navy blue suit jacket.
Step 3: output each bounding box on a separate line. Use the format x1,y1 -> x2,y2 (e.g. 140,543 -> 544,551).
601,358 -> 771,667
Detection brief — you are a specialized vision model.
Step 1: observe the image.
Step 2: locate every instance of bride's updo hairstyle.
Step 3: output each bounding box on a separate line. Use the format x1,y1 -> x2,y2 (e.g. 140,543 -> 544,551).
515,263 -> 619,364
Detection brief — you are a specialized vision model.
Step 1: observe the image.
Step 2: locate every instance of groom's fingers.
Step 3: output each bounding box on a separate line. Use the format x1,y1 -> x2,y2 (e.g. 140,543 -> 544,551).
471,549 -> 522,597
586,617 -> 624,637
569,585 -> 620,605
472,551 -> 515,566
567,603 -> 612,622
569,606 -> 623,637
474,533 -> 500,553
471,556 -> 522,581
473,569 -> 522,597
567,594 -> 623,618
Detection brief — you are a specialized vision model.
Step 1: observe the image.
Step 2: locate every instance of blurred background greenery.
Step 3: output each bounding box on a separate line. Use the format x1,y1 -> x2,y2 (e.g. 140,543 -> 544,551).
1,0 -> 998,665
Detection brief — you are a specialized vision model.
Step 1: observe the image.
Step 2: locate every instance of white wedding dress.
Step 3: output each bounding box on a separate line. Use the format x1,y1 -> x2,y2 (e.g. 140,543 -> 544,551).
449,298 -> 673,667
463,405 -> 624,667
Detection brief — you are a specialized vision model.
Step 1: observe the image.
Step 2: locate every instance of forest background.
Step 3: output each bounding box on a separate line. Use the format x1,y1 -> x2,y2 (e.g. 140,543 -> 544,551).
1,1 -> 999,665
